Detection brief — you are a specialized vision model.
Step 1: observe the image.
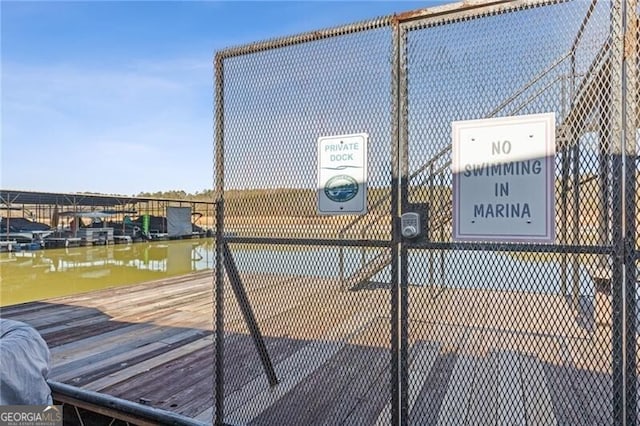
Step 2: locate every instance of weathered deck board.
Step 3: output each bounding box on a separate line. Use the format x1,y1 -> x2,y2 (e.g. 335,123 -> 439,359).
496,350 -> 526,426
467,350 -> 498,426
54,327 -> 208,383
437,346 -> 476,425
105,344 -> 215,416
375,340 -> 441,426
521,354 -> 557,426
0,270 -> 616,425
225,311 -> 379,424
85,337 -> 213,393
247,332 -> 389,426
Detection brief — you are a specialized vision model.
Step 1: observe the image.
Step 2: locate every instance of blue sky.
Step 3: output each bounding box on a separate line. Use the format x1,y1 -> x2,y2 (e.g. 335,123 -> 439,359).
1,1 -> 434,196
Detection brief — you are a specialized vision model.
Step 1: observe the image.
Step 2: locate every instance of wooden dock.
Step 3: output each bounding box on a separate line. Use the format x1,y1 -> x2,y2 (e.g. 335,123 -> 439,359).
0,270 -> 616,425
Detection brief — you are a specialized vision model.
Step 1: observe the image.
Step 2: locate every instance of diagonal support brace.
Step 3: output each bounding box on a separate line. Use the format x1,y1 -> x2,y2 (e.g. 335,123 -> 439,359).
223,242 -> 279,387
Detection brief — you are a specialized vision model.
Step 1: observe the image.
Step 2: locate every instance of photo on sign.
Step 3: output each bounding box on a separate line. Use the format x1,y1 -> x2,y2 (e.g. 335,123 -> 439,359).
324,175 -> 360,203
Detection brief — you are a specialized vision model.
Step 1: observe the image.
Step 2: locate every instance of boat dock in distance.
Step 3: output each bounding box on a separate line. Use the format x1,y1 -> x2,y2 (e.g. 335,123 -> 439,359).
0,189 -> 214,251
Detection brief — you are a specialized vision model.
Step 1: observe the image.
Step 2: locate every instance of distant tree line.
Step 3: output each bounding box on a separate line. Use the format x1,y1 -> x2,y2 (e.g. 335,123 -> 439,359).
136,189 -> 215,201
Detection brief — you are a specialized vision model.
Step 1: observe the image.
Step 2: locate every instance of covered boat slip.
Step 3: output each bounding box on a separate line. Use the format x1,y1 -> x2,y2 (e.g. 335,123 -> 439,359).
0,266 -> 616,425
0,190 -> 215,247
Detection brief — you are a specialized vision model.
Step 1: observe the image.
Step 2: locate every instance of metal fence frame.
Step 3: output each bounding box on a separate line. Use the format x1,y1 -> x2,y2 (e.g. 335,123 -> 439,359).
214,1 -> 639,424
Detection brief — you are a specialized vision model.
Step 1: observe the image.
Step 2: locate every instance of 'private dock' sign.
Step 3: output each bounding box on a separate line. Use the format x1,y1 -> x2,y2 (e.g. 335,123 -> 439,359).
317,133 -> 368,215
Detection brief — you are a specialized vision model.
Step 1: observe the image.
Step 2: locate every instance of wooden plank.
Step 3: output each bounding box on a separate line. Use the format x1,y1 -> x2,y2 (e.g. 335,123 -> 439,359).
38,310 -> 112,336
467,351 -> 498,426
250,344 -> 388,426
341,361 -> 389,426
104,292 -> 210,321
70,331 -> 210,389
48,273 -> 211,311
520,354 -> 557,426
572,365 -> 612,425
112,291 -> 208,316
226,309 -> 376,393
0,301 -> 63,318
496,350 -> 526,426
408,350 -> 458,423
375,340 -> 440,426
82,337 -> 213,392
7,304 -> 99,329
104,345 -> 214,417
407,322 -> 470,424
51,323 -> 157,365
229,287 -> 380,345
0,272 -> 614,424
436,352 -> 477,425
155,367 -> 214,418
222,334 -> 307,395
51,327 -> 209,381
47,319 -> 139,349
225,340 -> 344,425
50,272 -> 210,304
544,335 -> 597,425
223,279 -> 333,331
564,328 -> 612,426
316,324 -> 390,426
224,310 -> 377,425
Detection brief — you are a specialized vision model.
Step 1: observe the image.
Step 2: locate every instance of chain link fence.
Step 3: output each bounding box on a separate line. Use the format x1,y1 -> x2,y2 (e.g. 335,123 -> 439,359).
214,1 -> 639,425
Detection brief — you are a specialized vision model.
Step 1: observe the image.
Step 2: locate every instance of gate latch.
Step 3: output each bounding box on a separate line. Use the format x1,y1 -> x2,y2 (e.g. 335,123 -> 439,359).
401,212 -> 421,239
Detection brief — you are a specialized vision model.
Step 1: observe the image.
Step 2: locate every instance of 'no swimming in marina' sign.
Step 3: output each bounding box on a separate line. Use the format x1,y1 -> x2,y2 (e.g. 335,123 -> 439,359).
452,112 -> 556,243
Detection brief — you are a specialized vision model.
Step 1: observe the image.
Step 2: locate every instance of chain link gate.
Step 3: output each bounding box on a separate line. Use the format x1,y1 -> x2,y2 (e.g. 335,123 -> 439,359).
214,1 -> 639,425
400,1 -> 637,425
214,17 -> 398,426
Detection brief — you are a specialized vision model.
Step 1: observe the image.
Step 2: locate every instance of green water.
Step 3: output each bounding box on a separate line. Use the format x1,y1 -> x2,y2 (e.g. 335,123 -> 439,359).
0,238 -> 214,307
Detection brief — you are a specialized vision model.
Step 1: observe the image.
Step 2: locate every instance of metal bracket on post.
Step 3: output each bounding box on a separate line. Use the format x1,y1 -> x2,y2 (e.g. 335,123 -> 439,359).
222,242 -> 279,387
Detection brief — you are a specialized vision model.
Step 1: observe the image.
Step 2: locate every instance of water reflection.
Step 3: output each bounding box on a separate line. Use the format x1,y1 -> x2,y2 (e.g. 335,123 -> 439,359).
0,238 -> 214,307
1,239 -> 596,308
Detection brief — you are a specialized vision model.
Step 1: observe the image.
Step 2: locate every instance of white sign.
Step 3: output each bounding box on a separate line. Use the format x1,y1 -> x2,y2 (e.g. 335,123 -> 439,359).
452,113 -> 555,242
317,133 -> 368,215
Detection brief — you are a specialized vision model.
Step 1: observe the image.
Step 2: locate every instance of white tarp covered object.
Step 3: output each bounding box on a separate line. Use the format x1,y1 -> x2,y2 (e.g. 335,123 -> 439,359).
167,206 -> 192,238
0,319 -> 52,404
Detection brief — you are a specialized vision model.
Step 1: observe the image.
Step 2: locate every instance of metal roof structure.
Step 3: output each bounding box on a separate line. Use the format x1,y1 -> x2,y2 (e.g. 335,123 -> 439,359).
0,189 -> 213,208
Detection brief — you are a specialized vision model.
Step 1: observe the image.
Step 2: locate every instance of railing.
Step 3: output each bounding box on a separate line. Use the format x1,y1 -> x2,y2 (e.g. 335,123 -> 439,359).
50,381 -> 207,426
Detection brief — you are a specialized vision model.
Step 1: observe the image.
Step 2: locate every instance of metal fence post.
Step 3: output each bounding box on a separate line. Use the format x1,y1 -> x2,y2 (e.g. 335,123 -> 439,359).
622,1 -> 638,424
396,18 -> 411,426
611,0 -> 627,422
214,52 -> 226,426
391,17 -> 404,426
